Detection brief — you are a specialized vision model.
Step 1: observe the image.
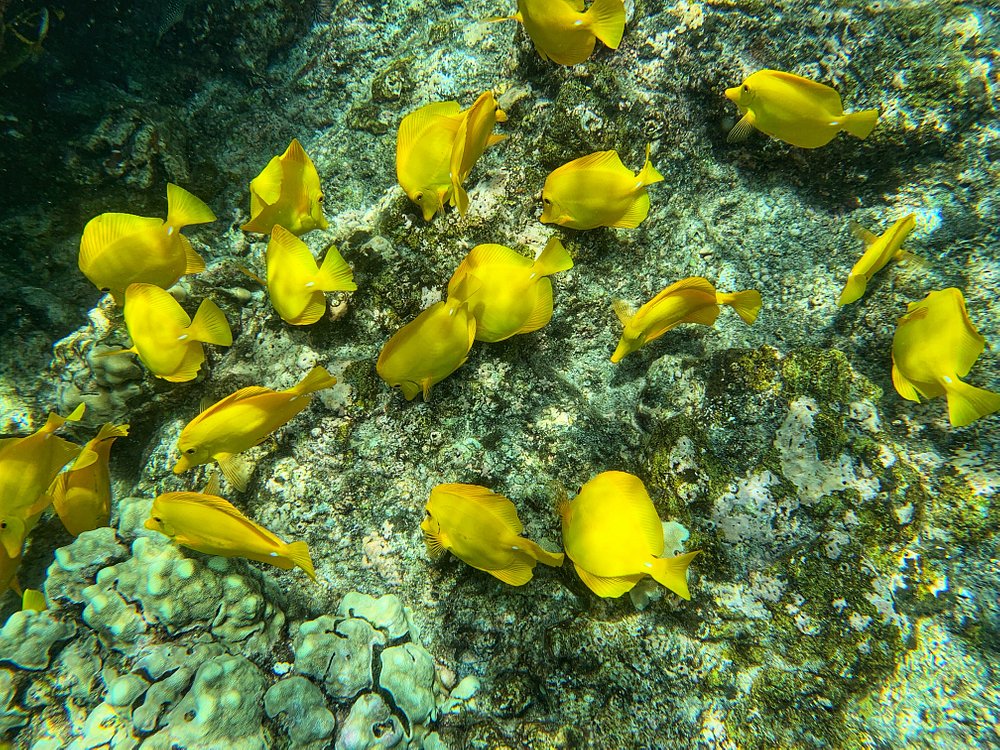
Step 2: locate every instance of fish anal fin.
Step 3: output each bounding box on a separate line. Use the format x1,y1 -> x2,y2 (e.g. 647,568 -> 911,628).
516,280 -> 554,336
489,557 -> 534,587
575,565 -> 642,598
288,293 -> 327,326
161,344 -> 206,383
611,190 -> 650,229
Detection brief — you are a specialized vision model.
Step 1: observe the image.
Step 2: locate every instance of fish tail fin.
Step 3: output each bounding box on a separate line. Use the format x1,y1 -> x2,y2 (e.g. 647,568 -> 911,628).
166,183 -> 217,228
718,289 -> 762,324
533,237 -> 574,276
842,109 -> 879,140
650,550 -> 700,600
315,245 -> 357,292
836,274 -> 867,306
585,0 -> 626,49
523,539 -> 565,568
292,366 -> 337,396
942,377 -> 1000,427
636,143 -> 664,186
188,299 -> 233,346
95,422 -> 130,442
285,540 -> 317,581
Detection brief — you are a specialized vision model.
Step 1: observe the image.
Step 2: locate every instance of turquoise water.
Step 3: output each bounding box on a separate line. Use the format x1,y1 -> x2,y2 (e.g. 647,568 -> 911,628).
0,1 -> 998,747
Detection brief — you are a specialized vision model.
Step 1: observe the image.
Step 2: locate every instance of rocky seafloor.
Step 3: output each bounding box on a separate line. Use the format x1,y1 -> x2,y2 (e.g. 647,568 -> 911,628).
1,0 -> 998,747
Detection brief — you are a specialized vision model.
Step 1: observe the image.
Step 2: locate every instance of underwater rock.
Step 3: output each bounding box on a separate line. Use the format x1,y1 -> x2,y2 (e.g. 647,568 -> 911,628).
294,615 -> 381,700
265,675 -> 337,749
0,610 -> 74,670
336,693 -> 405,750
379,643 -> 437,728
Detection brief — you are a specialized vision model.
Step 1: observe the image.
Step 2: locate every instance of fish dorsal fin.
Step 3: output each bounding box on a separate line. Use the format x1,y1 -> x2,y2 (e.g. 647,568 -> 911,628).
79,213 -> 161,269
612,299 -> 634,325
180,235 -> 206,275
269,225 -> 319,275
250,154 -> 285,207
849,221 -> 879,246
398,102 -> 462,158
199,395 -> 217,413
449,484 -> 524,534
517,279 -> 553,335
465,243 -> 527,272
559,149 -> 625,175
125,283 -> 191,328
202,471 -> 221,496
765,70 -> 843,112
651,276 -> 716,303
947,290 -> 987,376
217,386 -> 274,406
282,138 -> 309,168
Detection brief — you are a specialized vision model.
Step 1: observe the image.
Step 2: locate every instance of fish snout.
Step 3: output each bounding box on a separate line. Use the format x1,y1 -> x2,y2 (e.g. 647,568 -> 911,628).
724,86 -> 740,103
172,457 -> 189,475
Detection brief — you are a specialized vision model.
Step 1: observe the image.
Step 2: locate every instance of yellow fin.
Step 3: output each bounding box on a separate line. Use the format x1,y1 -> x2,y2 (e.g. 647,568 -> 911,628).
678,304 -> 721,327
611,190 -> 650,229
562,149 -> 625,174
612,299 -> 634,326
516,280 -> 554,335
95,422 -> 130,442
79,213 -> 161,272
942,378 -> 1000,428
423,529 -> 445,559
842,109 -> 879,140
891,361 -> 921,403
247,155 -> 284,211
126,283 -> 191,328
489,557 -> 534,586
397,101 -> 461,160
189,299 -> 233,346
71,448 -> 100,471
650,550 -> 700,600
522,539 -> 564,568
217,453 -> 252,492
291,366 -> 337,396
445,484 -> 523,534
180,235 -> 206,274
837,274 -> 867,306
764,70 -> 844,112
284,540 -> 316,580
239,265 -> 266,286
166,183 -> 216,227
575,565 -> 642,598
161,344 -> 206,383
719,290 -> 762,324
727,112 -> 755,143
849,221 -> 879,246
22,588 -> 46,611
635,143 -> 664,186
290,293 -> 327,326
315,244 -> 357,292
533,237 -> 573,276
586,0 -> 626,49
202,471 -> 221,496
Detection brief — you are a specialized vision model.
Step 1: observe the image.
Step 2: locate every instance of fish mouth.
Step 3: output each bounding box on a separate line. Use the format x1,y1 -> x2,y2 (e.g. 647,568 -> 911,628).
724,86 -> 740,103
172,457 -> 190,474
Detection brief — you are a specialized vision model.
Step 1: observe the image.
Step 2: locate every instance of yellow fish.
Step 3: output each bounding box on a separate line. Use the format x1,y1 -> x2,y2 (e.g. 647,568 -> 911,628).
541,144 -> 663,229
376,287 -> 476,401
559,471 -> 699,599
396,101 -> 463,221
725,69 -> 879,148
421,483 -> 564,586
0,404 -> 85,558
50,422 -> 129,536
242,139 -> 329,236
146,475 -> 316,580
449,91 -> 507,215
172,366 -> 338,490
611,277 -> 761,362
78,183 -> 216,303
0,548 -> 22,597
22,588 -> 46,611
114,283 -> 232,382
446,237 -> 573,342
266,225 -> 357,325
891,288 -> 1000,427
496,0 -> 627,67
837,214 -> 916,306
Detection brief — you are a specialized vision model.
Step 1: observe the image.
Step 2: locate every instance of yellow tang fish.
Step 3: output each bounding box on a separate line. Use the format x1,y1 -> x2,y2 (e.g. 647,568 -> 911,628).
0,548 -> 22,597
0,403 -> 85,558
21,588 -> 46,611
541,144 -> 663,230
397,101 -> 463,221
376,286 -> 477,401
891,288 -> 1000,427
146,474 -> 316,580
114,283 -> 232,382
447,237 -> 573,342
495,0 -> 626,67
266,225 -> 357,325
611,277 -> 761,362
725,69 -> 879,149
79,183 -> 216,303
449,91 -> 507,215
837,213 -> 916,306
50,422 -> 129,536
242,138 -> 329,236
421,483 -> 564,586
172,366 -> 338,490
559,471 -> 699,599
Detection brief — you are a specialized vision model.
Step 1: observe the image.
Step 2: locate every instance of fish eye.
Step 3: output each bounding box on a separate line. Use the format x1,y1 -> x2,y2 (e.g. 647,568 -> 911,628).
543,197 -> 551,205
0,522 -> 5,529
317,194 -> 325,203
415,191 -> 424,201
153,516 -> 162,523
742,84 -> 750,92
185,448 -> 196,454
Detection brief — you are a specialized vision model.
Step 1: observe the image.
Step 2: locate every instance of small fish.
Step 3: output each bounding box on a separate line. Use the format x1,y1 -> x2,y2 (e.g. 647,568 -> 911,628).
172,366 -> 338,490
541,144 -> 663,230
79,183 -> 216,303
560,471 -> 699,599
266,225 -> 357,325
447,237 -> 573,342
449,91 -> 507,215
50,422 -> 129,536
0,404 -> 85,558
891,288 -> 1000,427
421,483 -> 564,586
376,286 -> 477,401
397,101 -> 464,221
242,139 -> 329,236
146,474 -> 316,579
494,0 -> 627,67
21,588 -> 46,611
725,69 -> 879,148
837,214 -> 916,306
611,277 -> 761,362
112,283 -> 232,382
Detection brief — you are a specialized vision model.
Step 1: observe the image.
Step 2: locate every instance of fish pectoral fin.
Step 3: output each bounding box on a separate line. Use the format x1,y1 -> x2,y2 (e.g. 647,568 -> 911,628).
891,362 -> 922,403
422,529 -> 445,559
489,557 -> 535,587
574,565 -> 642,598
217,453 -> 252,493
727,111 -> 756,143
849,221 -> 879,246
